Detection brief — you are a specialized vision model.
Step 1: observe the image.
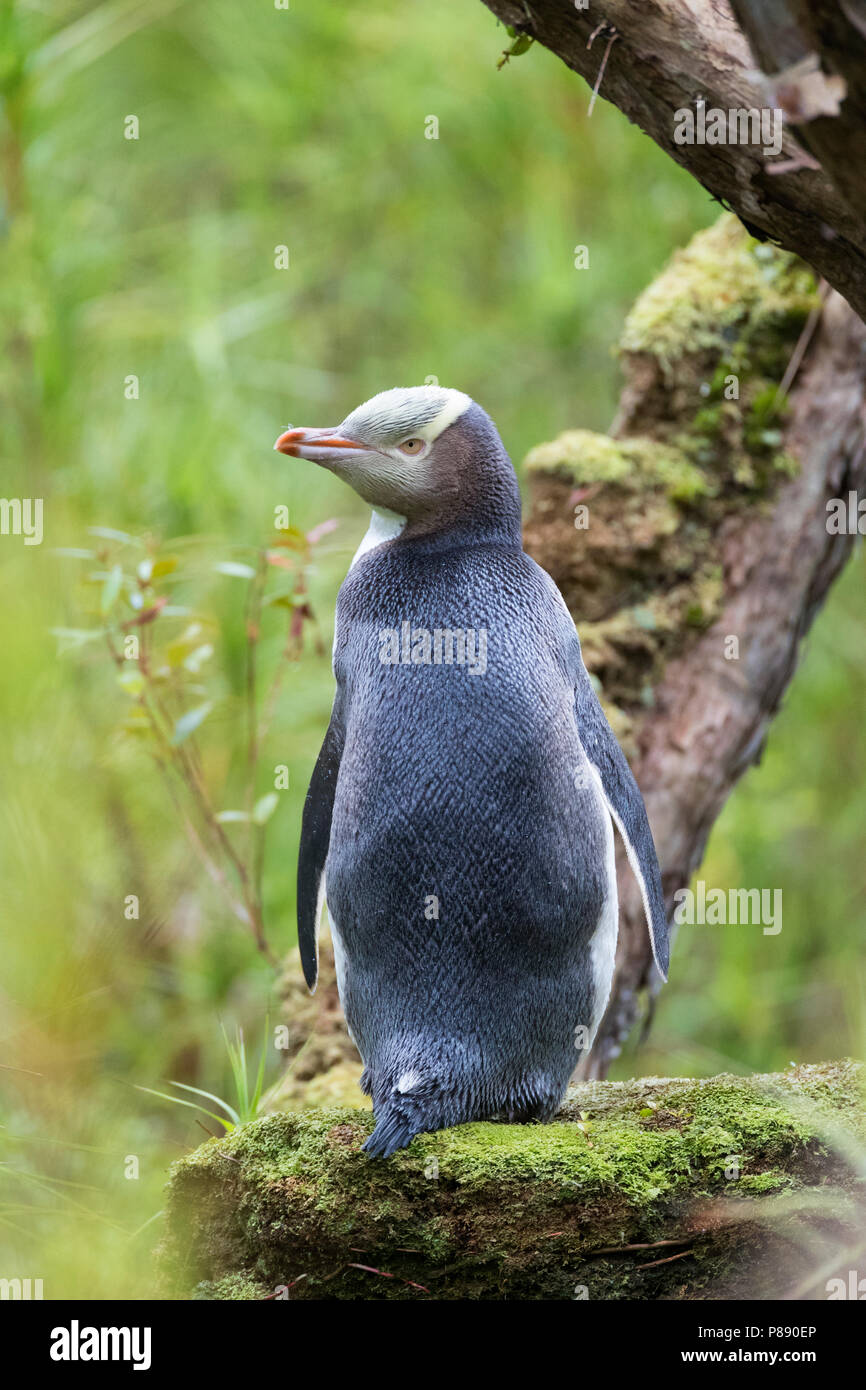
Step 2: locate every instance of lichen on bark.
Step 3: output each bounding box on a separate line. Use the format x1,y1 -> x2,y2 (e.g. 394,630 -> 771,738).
158,1061 -> 865,1301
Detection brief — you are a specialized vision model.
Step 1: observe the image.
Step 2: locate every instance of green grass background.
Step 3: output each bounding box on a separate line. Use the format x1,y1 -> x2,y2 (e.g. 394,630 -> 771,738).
1,0 -> 864,1297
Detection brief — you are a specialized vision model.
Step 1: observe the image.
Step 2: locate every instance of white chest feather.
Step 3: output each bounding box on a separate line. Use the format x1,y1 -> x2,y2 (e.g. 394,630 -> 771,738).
348,507 -> 406,572
334,508 -> 407,664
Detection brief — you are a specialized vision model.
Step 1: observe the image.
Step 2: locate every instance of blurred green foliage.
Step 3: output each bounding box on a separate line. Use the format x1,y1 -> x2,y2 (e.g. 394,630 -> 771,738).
0,0 -> 863,1297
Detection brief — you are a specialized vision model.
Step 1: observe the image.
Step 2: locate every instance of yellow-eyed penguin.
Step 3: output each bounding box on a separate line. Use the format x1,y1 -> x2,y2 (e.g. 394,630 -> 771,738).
275,386 -> 669,1157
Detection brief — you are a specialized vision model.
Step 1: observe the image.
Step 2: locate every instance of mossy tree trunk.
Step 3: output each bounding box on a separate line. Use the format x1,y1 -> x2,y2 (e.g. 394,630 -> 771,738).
522,216 -> 866,1074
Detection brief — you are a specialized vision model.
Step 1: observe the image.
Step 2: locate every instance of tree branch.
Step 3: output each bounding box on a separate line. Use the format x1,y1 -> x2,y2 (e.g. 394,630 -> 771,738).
480,0 -> 866,319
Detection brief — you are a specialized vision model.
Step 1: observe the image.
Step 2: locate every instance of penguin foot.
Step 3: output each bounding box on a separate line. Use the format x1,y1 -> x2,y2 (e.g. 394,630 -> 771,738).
360,1069 -> 567,1156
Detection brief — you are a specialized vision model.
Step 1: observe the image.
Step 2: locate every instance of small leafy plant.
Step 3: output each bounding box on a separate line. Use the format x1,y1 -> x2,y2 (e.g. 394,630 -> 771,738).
137,1019 -> 271,1134
53,520 -> 337,960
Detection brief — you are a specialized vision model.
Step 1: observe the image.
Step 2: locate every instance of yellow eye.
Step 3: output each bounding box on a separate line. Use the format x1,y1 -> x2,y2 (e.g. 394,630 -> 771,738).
398,438 -> 425,455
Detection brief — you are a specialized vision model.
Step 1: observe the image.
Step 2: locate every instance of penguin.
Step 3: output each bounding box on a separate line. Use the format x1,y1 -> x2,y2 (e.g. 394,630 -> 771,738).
274,386 -> 669,1158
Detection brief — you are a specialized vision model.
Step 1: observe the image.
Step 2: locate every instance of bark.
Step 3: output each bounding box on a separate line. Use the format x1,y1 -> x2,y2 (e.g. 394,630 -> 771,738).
159,1062 -> 866,1300
728,0 -> 866,227
481,0 -> 866,319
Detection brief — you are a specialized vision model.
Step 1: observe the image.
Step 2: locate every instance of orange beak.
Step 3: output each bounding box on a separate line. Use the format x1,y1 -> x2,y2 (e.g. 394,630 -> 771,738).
274,427 -> 367,457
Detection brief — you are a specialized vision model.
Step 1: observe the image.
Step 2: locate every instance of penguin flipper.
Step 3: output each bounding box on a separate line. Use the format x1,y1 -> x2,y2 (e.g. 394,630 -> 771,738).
572,653 -> 670,981
297,693 -> 345,991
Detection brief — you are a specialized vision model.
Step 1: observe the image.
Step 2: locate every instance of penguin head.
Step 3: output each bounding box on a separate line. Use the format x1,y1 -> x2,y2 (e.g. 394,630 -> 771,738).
274,386 -> 520,535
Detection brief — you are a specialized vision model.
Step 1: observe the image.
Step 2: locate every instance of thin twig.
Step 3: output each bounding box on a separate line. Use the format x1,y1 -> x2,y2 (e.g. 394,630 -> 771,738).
244,550 -> 268,818
592,1237 -> 692,1255
262,1274 -> 308,1299
151,746 -> 253,931
587,23 -> 619,117
637,1248 -> 695,1271
773,278 -> 830,410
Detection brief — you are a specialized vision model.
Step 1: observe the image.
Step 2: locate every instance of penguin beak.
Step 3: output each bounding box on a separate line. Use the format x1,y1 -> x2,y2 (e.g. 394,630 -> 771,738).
274,427 -> 368,460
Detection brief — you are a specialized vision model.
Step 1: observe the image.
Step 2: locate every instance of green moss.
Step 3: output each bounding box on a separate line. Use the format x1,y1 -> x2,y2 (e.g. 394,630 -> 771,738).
619,214 -> 818,376
522,215 -> 818,710
158,1062 -> 865,1301
737,1171 -> 793,1194
192,1273 -> 271,1300
524,431 -> 709,505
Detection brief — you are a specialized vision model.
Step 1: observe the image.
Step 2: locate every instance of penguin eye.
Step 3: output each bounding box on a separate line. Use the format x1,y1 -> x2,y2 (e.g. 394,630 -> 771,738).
397,438 -> 425,456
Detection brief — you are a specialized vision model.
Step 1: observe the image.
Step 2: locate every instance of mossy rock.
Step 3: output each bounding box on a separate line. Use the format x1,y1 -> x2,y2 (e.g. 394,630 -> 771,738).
158,1062 -> 865,1301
